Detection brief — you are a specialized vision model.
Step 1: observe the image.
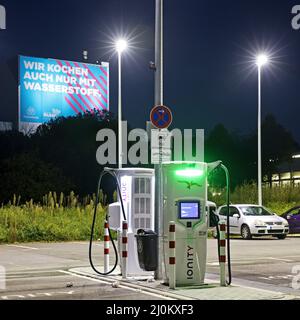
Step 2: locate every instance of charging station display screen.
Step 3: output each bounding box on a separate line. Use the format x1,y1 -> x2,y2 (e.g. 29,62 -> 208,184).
179,201 -> 200,219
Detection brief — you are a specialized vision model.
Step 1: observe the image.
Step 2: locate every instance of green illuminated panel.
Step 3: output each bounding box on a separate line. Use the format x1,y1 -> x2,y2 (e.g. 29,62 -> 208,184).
175,169 -> 204,178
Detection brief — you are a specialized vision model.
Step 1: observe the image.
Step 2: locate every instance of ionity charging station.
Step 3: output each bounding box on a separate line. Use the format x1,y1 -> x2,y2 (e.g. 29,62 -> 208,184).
161,162 -> 208,286
88,0 -> 232,290
89,161 -> 232,288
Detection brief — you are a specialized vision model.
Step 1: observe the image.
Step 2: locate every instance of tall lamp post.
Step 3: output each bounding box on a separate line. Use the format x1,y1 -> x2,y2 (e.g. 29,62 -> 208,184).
256,54 -> 268,206
154,0 -> 164,281
115,39 -> 128,169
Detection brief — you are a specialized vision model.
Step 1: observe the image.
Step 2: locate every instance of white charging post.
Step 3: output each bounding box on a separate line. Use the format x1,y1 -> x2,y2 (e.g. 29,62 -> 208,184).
161,161 -> 208,287
108,168 -> 155,278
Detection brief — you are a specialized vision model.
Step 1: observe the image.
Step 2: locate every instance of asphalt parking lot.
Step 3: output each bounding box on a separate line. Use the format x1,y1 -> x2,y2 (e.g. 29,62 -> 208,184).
0,237 -> 300,300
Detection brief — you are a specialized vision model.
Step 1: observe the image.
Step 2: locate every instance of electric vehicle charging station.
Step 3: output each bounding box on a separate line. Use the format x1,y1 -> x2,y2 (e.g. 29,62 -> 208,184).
89,167 -> 156,279
87,0 -> 234,295
109,168 -> 155,277
89,161 -> 231,288
161,161 -> 208,286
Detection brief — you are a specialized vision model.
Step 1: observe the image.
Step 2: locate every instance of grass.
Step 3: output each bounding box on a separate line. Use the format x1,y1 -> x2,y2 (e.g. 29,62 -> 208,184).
210,183 -> 300,215
0,192 -> 107,244
1,184 -> 299,243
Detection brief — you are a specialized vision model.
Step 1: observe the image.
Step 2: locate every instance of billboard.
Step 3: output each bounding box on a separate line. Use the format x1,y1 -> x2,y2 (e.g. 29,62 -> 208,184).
19,55 -> 109,131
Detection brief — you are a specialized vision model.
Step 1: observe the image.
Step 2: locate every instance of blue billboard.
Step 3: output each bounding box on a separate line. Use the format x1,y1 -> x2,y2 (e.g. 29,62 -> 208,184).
19,55 -> 109,128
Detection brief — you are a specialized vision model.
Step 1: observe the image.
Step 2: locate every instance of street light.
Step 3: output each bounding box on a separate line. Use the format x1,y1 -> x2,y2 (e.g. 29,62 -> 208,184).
115,39 -> 128,168
256,53 -> 268,206
116,39 -> 128,54
256,54 -> 268,68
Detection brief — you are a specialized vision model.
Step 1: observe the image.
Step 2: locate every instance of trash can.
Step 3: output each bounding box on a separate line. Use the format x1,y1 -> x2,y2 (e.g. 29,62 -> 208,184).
135,229 -> 158,271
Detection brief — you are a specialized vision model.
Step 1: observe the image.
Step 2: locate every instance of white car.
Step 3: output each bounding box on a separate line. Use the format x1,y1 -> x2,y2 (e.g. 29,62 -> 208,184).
216,204 -> 289,240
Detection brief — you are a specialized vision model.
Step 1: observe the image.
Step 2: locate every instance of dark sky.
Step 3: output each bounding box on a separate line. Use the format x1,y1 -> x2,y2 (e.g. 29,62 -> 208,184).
1,0 -> 300,143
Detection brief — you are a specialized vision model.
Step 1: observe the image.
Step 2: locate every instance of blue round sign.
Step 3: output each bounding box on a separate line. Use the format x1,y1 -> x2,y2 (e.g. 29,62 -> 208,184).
150,105 -> 173,129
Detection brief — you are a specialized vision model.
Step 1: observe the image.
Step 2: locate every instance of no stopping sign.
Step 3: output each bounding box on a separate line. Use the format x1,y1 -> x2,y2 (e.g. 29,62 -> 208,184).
150,105 -> 173,129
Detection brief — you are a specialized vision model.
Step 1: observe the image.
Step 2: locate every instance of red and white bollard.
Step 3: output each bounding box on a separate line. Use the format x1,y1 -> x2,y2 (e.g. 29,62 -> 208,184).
122,220 -> 128,279
219,220 -> 226,286
104,220 -> 110,273
169,221 -> 176,289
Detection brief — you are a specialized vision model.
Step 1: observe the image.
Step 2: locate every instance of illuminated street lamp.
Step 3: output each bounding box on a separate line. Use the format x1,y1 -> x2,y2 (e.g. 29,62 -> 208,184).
256,53 -> 268,206
115,39 -> 128,168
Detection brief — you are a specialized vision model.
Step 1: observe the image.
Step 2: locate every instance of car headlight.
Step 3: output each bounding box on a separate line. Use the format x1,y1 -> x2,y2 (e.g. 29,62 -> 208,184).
254,220 -> 267,226
282,220 -> 289,227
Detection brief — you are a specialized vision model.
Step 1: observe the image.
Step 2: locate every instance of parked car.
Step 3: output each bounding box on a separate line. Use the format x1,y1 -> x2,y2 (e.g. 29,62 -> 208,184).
282,206 -> 300,234
216,204 -> 289,240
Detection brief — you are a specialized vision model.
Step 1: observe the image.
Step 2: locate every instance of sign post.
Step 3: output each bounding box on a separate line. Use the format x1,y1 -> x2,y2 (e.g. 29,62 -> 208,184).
150,104 -> 173,283
154,0 -> 164,281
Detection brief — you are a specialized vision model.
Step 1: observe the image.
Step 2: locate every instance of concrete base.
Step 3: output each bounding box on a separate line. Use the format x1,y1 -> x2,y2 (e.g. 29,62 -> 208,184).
69,267 -> 299,300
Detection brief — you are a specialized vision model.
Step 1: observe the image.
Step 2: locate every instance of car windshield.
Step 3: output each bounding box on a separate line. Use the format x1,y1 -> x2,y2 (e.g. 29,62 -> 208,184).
239,206 -> 274,216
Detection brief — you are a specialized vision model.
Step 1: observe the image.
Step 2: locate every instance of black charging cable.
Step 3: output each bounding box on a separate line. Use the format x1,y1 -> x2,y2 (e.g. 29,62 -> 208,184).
89,169 -> 127,276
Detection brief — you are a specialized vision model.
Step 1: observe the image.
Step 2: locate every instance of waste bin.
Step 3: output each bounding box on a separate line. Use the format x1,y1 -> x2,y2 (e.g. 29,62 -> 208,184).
135,229 -> 158,271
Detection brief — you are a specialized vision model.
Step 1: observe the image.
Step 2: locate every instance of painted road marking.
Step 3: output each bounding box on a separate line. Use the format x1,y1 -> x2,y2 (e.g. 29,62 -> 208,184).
208,256 -> 296,265
266,257 -> 294,262
258,275 -> 294,281
1,291 -> 74,300
6,245 -> 39,250
58,270 -> 176,300
73,242 -> 102,247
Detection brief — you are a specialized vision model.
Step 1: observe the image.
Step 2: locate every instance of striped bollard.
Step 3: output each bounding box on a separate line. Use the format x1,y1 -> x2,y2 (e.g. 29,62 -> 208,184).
219,220 -> 226,286
122,220 -> 128,279
104,220 -> 110,273
169,221 -> 176,289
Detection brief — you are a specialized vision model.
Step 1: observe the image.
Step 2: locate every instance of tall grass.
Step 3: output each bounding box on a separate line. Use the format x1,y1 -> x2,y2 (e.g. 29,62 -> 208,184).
210,183 -> 300,214
0,192 -> 107,244
1,185 -> 299,243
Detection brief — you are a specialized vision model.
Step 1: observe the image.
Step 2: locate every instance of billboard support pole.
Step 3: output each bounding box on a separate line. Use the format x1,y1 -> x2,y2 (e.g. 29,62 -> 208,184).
154,0 -> 164,281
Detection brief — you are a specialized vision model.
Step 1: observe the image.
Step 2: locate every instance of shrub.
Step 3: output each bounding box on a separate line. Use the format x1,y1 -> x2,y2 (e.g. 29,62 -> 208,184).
0,192 -> 106,244
210,183 -> 300,215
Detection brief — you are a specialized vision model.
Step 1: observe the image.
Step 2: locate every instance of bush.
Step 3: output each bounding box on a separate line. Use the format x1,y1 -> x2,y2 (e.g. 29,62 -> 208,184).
0,192 -> 106,244
210,183 -> 300,215
0,153 -> 74,203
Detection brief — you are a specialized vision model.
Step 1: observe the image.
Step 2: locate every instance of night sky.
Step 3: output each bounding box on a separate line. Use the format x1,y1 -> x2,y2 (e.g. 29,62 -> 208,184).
1,0 -> 300,142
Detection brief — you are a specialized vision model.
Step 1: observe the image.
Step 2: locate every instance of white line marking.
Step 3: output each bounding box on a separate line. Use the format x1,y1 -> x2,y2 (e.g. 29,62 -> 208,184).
58,270 -> 175,300
74,243 -> 103,248
72,242 -> 88,245
6,245 -> 39,250
208,256 -> 295,265
266,257 -> 294,262
71,240 -> 104,247
1,291 -> 74,300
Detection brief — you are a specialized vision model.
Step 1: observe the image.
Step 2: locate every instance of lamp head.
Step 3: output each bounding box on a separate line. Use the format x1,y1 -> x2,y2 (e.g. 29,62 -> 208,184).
256,54 -> 268,67
116,39 -> 128,54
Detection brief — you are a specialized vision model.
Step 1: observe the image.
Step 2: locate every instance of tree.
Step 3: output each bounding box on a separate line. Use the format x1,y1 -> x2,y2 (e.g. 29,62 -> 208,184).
0,152 -> 73,203
31,111 -> 118,195
0,130 -> 30,161
205,124 -> 246,188
205,115 -> 300,189
261,114 -> 299,183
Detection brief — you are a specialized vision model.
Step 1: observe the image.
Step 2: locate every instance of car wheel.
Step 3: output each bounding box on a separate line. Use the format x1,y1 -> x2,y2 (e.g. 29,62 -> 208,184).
241,225 -> 252,240
276,234 -> 287,240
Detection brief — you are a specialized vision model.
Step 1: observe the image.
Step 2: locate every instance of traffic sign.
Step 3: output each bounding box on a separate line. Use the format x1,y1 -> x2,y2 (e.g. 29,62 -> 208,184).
150,105 -> 173,129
